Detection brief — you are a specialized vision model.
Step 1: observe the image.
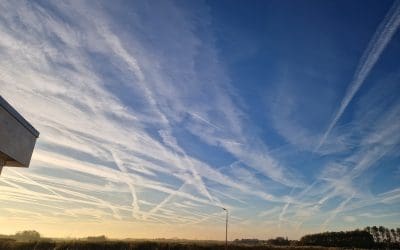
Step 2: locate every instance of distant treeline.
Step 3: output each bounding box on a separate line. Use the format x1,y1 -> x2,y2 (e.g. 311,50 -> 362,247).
1,226 -> 400,249
233,226 -> 400,248
299,226 -> 400,249
299,230 -> 374,248
0,230 -> 41,241
233,237 -> 291,246
364,226 -> 400,243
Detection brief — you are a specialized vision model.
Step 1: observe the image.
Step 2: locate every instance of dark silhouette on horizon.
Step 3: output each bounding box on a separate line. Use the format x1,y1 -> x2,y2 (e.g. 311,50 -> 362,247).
1,226 -> 400,249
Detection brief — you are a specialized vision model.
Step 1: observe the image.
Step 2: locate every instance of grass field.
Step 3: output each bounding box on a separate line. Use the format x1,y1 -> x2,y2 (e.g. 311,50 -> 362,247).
0,239 -> 348,250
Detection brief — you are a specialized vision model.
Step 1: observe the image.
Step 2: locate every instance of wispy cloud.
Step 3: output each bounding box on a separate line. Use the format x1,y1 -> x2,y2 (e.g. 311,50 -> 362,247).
0,0 -> 302,235
316,0 -> 400,150
0,0 -> 399,239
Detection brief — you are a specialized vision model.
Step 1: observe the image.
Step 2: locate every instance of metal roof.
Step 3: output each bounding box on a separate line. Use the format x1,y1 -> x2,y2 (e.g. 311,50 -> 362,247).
0,95 -> 39,138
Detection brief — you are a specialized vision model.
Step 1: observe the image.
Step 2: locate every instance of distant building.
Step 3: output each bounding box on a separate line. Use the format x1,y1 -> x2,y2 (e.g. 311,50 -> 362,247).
0,96 -> 39,174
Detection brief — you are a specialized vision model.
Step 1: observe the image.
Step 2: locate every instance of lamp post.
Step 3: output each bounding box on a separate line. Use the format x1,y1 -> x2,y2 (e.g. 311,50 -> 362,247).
222,207 -> 228,250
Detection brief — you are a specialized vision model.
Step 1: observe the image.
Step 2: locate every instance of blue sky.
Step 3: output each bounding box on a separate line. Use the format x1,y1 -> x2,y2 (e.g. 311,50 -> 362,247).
0,0 -> 399,240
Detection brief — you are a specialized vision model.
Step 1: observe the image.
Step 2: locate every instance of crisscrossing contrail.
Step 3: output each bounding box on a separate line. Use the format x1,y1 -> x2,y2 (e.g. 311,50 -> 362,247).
316,0 -> 400,151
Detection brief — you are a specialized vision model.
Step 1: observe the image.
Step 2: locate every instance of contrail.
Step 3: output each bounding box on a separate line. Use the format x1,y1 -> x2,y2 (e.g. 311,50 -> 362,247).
321,194 -> 354,230
110,150 -> 141,219
188,112 -> 222,130
316,0 -> 400,151
143,182 -> 187,220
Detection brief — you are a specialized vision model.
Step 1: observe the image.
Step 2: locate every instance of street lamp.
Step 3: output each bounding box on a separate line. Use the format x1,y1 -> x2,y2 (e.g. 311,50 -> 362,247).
222,207 -> 228,250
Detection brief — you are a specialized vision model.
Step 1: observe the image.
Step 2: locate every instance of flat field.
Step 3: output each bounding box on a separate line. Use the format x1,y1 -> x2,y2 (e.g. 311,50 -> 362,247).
0,240 -> 355,250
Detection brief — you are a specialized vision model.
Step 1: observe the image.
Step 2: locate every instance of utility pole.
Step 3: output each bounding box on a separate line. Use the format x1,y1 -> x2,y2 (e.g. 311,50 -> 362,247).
222,207 -> 228,250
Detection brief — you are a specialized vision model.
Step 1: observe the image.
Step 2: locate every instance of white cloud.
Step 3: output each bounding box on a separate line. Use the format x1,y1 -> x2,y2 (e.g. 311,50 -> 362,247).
0,0 -> 399,237
0,0 -> 302,230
